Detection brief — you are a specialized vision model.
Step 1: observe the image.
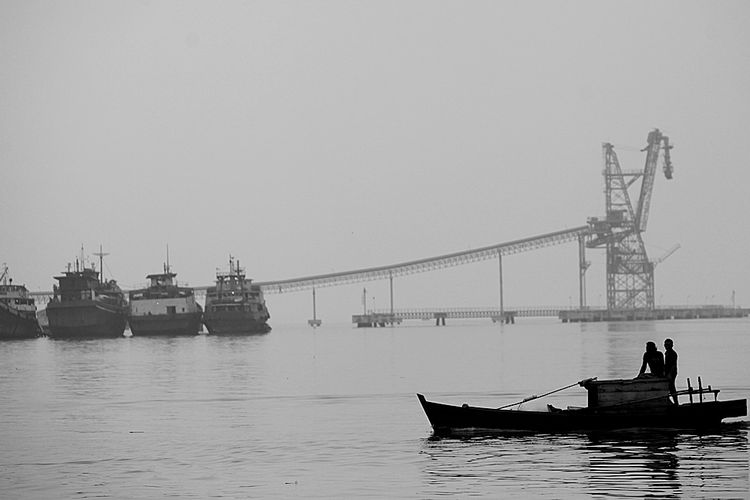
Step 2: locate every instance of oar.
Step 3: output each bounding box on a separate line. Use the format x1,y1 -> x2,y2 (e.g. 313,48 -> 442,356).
497,377 -> 596,410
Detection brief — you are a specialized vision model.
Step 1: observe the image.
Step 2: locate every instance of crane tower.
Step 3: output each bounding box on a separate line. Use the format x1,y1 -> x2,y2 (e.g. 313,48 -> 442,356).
587,129 -> 673,311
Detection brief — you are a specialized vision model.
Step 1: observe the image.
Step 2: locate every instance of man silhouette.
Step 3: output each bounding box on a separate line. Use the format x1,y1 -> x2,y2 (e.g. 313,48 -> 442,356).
664,338 -> 678,404
638,341 -> 665,377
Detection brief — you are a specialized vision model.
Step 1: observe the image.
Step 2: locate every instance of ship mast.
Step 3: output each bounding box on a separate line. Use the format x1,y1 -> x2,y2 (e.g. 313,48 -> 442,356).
93,244 -> 109,284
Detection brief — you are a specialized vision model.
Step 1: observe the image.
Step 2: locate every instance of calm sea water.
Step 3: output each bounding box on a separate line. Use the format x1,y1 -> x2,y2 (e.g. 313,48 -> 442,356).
1,318 -> 748,498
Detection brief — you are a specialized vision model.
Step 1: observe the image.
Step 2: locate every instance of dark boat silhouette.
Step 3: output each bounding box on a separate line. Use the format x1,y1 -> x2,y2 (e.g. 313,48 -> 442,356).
418,377 -> 747,436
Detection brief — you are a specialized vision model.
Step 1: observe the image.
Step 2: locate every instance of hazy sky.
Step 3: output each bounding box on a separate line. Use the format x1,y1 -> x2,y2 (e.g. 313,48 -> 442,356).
2,1 -> 749,324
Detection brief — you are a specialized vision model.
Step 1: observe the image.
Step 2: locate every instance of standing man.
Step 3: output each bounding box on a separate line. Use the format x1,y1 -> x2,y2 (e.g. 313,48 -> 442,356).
664,338 -> 678,404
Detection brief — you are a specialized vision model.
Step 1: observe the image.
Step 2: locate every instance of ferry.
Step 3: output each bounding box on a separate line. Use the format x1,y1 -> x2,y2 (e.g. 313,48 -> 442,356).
128,263 -> 202,336
0,265 -> 41,339
203,256 -> 270,334
46,250 -> 128,338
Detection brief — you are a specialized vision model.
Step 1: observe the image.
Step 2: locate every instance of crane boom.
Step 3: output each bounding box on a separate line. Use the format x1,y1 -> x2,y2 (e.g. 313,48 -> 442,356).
635,129 -> 673,232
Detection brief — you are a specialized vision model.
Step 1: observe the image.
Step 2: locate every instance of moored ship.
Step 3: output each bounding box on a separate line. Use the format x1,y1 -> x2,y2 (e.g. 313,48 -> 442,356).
203,256 -> 270,334
0,265 -> 41,339
46,250 -> 128,338
128,263 -> 203,336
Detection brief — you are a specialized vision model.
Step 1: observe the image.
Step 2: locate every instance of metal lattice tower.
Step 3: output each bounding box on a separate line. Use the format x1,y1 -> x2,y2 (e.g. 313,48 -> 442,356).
587,129 -> 673,311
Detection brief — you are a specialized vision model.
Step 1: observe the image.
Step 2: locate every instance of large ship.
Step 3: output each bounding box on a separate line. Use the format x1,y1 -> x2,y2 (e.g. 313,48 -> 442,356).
0,265 -> 41,339
128,263 -> 203,336
203,256 -> 270,334
46,249 -> 128,338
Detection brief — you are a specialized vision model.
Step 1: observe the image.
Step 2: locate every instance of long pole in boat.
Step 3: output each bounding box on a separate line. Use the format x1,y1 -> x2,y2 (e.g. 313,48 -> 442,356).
497,378 -> 596,410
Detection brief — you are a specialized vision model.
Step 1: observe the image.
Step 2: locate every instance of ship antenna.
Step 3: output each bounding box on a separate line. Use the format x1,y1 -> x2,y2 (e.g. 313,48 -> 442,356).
165,244 -> 171,274
93,244 -> 109,284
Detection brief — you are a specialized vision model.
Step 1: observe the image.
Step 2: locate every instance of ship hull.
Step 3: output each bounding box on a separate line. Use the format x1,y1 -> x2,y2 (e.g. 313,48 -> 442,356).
203,311 -> 270,335
0,306 -> 40,339
129,311 -> 203,336
47,300 -> 127,338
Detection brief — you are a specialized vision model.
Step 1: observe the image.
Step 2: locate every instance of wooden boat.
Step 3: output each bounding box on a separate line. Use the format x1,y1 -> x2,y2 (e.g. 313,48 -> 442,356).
418,377 -> 747,436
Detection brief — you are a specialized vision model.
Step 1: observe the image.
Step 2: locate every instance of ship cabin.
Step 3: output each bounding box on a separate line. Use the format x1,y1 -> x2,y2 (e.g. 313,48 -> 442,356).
212,258 -> 262,300
148,272 -> 177,289
0,267 -> 35,308
211,272 -> 264,302
0,284 -> 36,309
52,262 -> 123,306
582,377 -> 671,413
128,272 -> 194,301
53,267 -> 102,302
205,257 -> 267,314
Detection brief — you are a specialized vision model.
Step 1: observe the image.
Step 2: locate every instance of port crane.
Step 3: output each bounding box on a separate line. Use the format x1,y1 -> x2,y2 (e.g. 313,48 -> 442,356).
586,129 -> 674,310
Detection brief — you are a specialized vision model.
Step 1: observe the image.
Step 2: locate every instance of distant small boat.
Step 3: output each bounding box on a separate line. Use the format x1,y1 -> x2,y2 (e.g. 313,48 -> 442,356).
203,256 -> 271,335
128,262 -> 202,336
418,377 -> 747,436
46,249 -> 128,338
0,265 -> 41,339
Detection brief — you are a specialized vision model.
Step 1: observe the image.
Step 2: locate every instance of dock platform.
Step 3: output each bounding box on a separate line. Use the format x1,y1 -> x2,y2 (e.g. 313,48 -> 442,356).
559,306 -> 750,323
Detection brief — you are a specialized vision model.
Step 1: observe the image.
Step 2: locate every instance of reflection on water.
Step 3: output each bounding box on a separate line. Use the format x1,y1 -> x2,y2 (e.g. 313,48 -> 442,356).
587,425 -> 748,498
421,424 -> 748,498
605,321 -> 659,334
586,432 -> 681,498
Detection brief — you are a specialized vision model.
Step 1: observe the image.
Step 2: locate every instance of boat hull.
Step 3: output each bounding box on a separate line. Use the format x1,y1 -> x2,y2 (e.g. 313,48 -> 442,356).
128,311 -> 203,336
203,311 -> 270,335
0,306 -> 40,339
417,394 -> 747,435
47,301 -> 127,338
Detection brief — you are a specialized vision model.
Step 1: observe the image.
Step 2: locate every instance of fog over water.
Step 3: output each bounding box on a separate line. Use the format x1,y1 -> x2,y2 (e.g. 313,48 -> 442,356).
1,319 -> 748,498
2,1 -> 750,324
